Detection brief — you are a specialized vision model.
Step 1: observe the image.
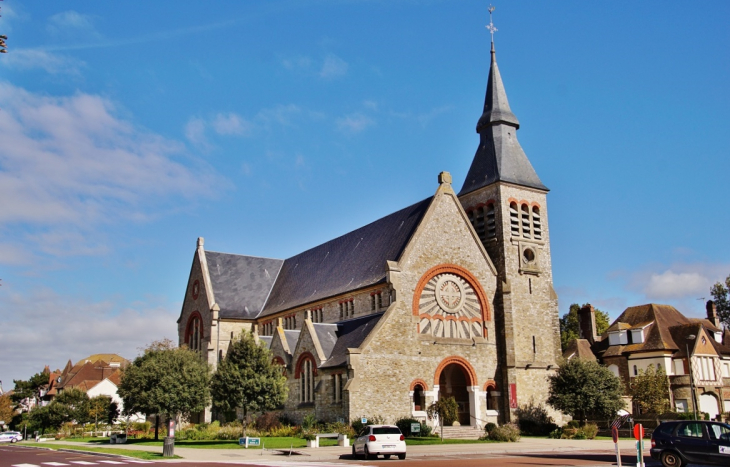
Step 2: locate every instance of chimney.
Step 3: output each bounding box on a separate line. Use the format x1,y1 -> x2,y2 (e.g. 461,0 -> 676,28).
578,304 -> 599,345
706,300 -> 719,328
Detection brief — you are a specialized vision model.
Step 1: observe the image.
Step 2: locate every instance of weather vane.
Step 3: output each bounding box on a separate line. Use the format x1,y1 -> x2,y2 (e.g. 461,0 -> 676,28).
486,5 -> 497,43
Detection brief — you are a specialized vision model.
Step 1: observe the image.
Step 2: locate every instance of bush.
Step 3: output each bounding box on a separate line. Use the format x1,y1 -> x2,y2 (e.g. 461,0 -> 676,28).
484,422 -> 497,434
268,424 -> 300,437
566,420 -> 580,429
488,423 -> 521,442
351,415 -> 385,435
395,418 -> 430,437
579,423 -> 598,440
548,427 -> 562,439
302,413 -> 317,430
325,421 -> 356,438
255,412 -> 281,432
559,422 -> 598,440
515,400 -> 558,436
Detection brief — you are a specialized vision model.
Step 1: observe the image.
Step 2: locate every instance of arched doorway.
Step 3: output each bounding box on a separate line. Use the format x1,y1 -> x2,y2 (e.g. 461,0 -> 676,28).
439,363 -> 471,425
699,393 -> 720,420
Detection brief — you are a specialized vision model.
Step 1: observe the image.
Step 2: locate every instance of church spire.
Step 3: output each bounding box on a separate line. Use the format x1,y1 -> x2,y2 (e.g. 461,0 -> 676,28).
459,8 -> 547,195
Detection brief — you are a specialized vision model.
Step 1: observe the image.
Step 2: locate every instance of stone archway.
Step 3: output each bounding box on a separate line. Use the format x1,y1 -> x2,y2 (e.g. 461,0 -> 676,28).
699,392 -> 720,420
439,363 -> 471,425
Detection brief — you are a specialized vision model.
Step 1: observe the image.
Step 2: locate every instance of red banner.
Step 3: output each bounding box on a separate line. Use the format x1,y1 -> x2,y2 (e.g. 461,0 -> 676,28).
509,383 -> 518,408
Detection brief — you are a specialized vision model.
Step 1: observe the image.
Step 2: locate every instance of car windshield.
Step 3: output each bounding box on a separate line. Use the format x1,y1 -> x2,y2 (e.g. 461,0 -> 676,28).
373,427 -> 401,435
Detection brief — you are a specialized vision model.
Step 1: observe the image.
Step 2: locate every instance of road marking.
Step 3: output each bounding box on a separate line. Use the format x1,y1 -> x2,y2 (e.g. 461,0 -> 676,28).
42,463 -> 71,466
98,462 -> 126,465
12,464 -> 41,467
69,463 -> 98,465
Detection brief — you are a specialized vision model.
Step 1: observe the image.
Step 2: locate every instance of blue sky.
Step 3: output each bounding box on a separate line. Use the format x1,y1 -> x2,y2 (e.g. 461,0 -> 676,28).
1,1 -> 728,386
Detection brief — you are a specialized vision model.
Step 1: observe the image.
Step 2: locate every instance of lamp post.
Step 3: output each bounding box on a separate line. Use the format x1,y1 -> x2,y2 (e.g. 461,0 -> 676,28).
686,334 -> 698,421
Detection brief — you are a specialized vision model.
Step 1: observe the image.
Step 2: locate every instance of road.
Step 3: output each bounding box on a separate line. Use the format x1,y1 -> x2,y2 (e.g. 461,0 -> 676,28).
1,444 -> 664,467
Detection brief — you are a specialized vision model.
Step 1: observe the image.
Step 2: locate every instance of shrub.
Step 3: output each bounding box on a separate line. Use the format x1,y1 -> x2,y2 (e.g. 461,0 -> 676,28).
351,415 -> 385,435
395,418 -> 431,437
488,423 -> 521,442
579,423 -> 598,440
302,413 -> 317,430
255,412 -> 281,432
566,420 -> 580,429
325,421 -> 356,438
515,400 -> 558,436
484,422 -> 497,434
548,427 -> 562,439
427,396 -> 459,426
268,424 -> 300,437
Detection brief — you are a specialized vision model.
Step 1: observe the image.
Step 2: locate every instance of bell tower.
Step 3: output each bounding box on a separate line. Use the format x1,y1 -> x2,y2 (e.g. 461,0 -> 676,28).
458,12 -> 562,422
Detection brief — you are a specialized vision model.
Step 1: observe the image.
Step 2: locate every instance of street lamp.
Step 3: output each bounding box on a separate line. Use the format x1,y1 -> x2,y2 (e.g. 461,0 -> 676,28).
686,334 -> 698,421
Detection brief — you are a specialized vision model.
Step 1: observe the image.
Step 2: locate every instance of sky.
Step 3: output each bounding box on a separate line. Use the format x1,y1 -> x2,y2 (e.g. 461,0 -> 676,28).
1,0 -> 729,388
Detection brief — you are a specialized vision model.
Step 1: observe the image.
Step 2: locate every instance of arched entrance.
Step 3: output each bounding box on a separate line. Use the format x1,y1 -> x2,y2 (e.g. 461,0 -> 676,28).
439,364 -> 470,425
699,392 -> 720,420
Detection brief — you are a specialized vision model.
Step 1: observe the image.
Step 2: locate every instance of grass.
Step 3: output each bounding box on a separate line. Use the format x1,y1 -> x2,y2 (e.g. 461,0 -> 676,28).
30,442 -> 180,460
83,437 -> 339,449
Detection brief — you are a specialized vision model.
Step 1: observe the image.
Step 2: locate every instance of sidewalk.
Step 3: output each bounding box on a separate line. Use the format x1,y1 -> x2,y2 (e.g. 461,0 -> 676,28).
34,437 -> 650,463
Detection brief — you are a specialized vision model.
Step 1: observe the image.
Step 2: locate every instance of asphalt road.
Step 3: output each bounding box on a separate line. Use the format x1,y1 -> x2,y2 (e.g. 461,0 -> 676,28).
1,445 -> 665,467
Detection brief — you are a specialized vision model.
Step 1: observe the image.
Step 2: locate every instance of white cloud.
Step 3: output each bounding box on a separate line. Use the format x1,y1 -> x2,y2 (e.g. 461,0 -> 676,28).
47,11 -> 99,37
643,270 -> 712,299
319,54 -> 348,78
212,112 -> 253,136
336,112 -> 374,134
184,116 -> 211,150
0,288 -> 178,384
0,49 -> 85,75
0,83 -> 222,247
256,104 -> 302,128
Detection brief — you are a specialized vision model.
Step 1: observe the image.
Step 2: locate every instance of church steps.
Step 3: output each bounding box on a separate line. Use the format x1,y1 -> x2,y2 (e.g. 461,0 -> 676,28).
437,426 -> 483,440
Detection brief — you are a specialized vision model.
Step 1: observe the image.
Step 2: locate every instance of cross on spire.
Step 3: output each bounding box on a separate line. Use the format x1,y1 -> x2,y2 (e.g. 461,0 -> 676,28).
486,5 -> 497,44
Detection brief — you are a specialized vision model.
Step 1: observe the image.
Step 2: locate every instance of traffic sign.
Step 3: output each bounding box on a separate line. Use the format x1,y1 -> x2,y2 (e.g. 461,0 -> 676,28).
633,424 -> 644,440
611,426 -> 619,443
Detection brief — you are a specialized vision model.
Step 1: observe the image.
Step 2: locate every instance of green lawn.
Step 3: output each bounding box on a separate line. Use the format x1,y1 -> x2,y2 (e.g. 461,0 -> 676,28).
84,437 -> 338,449
31,443 -> 180,460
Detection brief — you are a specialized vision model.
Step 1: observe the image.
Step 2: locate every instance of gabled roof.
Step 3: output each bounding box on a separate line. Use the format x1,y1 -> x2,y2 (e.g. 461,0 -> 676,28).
260,197 -> 432,316
460,44 -> 547,195
563,338 -> 597,361
320,313 -> 384,369
313,323 -> 339,360
205,251 -> 283,320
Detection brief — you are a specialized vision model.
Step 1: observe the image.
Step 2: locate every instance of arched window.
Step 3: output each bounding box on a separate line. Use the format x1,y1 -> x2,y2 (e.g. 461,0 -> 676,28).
532,206 -> 542,240
413,384 -> 425,411
608,364 -> 620,378
509,202 -> 520,236
296,354 -> 317,403
521,204 -> 531,238
185,313 -> 204,352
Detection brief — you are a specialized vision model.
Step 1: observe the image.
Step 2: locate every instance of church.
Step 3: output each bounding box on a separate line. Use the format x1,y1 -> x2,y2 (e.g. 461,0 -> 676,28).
177,39 -> 564,430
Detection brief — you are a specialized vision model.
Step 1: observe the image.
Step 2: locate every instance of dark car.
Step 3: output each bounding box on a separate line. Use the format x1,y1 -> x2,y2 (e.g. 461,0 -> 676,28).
650,420 -> 730,467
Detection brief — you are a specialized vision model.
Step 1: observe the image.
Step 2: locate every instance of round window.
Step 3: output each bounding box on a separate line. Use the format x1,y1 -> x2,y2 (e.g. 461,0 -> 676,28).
523,248 -> 535,263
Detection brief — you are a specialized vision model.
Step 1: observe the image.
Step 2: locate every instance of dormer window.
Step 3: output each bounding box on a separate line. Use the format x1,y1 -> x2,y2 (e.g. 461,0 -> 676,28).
608,330 -> 628,346
714,332 -> 722,343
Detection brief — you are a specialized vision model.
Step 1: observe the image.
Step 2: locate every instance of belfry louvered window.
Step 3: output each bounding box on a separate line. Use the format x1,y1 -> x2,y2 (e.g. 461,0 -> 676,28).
485,203 -> 496,238
475,207 -> 485,239
509,202 -> 520,236
521,204 -> 531,238
532,206 -> 542,240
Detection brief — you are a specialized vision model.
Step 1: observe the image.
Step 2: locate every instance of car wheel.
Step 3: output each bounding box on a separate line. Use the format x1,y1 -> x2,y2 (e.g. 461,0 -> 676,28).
364,445 -> 375,460
398,453 -> 406,460
352,445 -> 357,458
11,439 -> 16,443
660,451 -> 685,467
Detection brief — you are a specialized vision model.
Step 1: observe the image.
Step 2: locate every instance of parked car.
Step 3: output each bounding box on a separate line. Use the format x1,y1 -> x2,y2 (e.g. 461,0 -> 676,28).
0,431 -> 23,443
650,420 -> 730,467
352,425 -> 406,460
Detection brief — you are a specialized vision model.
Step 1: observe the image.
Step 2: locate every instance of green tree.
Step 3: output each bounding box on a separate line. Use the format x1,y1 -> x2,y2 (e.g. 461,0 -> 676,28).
118,339 -> 211,440
27,388 -> 90,432
629,365 -> 671,415
88,395 -> 118,433
710,274 -> 730,328
210,330 -> 288,435
547,358 -> 624,422
560,303 -> 611,351
426,396 -> 459,440
11,369 -> 50,408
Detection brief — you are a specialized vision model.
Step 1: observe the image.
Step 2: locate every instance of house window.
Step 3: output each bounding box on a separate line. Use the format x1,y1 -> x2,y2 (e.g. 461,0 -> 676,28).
674,359 -> 685,375
509,202 -> 520,236
299,358 -> 315,403
608,364 -> 619,378
723,362 -> 730,378
185,314 -> 204,353
532,206 -> 542,240
675,399 -> 688,413
633,365 -> 638,376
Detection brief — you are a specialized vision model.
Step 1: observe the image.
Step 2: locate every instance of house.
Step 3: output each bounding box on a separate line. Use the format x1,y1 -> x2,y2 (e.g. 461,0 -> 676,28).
567,302 -> 730,419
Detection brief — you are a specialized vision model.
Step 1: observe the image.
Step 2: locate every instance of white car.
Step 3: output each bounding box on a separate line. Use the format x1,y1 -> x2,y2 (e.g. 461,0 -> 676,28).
0,431 -> 23,443
352,425 -> 406,460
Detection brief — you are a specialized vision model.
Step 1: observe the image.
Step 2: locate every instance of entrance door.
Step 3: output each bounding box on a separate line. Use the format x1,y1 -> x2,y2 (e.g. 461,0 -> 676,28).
439,363 -> 470,426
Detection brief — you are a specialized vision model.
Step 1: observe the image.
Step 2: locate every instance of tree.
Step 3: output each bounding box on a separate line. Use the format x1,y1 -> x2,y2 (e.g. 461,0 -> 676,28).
560,303 -> 611,351
54,388 -> 91,424
11,369 -> 50,409
0,394 -> 15,425
426,396 -> 459,440
710,274 -> 730,328
210,330 -> 288,435
88,395 -> 118,433
118,339 -> 211,440
548,358 -> 624,422
629,365 -> 671,415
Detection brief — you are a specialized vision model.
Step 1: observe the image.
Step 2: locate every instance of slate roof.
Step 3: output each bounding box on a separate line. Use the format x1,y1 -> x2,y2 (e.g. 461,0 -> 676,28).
320,313 -> 384,369
260,197 -> 432,316
284,330 -> 301,354
205,251 -> 283,320
562,338 -> 597,361
313,323 -> 339,360
460,45 -> 548,195
258,336 -> 273,348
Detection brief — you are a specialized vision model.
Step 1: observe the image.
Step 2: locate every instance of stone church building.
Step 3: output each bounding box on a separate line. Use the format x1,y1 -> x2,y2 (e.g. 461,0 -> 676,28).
177,42 -> 563,429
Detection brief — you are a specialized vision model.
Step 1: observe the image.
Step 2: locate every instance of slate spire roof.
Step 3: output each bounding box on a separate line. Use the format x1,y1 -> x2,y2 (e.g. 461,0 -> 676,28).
460,42 -> 548,195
